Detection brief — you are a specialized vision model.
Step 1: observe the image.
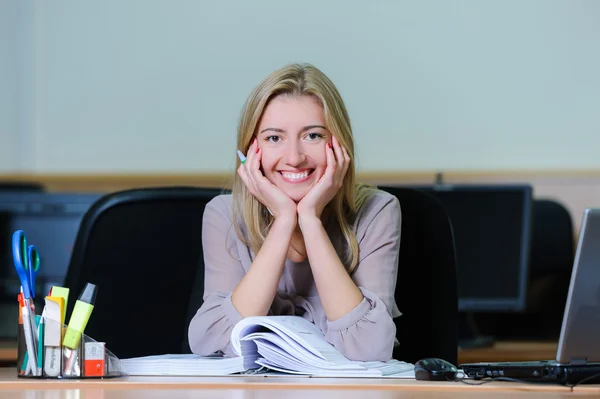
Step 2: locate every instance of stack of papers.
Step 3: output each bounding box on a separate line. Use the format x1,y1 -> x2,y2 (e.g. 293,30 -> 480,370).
122,316 -> 415,378
121,354 -> 248,376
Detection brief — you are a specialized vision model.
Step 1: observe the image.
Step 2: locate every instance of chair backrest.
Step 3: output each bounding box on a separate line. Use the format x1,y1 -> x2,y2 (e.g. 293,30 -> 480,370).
378,186 -> 458,366
526,198 -> 575,335
63,186 -> 225,359
529,199 -> 575,278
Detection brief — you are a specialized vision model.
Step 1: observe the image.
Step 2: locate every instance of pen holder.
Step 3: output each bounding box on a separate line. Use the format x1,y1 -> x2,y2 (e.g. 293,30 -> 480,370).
17,315 -> 127,379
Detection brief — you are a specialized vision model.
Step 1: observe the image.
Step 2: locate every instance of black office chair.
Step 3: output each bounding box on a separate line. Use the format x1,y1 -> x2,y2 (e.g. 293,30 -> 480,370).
477,198 -> 575,339
527,198 -> 575,337
63,186 -> 226,359
378,186 -> 459,366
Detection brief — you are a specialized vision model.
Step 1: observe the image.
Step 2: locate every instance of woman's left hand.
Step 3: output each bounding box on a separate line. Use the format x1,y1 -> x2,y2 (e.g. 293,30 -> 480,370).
297,135 -> 350,221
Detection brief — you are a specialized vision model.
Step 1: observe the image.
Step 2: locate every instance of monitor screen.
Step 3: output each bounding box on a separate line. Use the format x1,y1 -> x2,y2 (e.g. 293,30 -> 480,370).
0,192 -> 103,303
409,184 -> 533,312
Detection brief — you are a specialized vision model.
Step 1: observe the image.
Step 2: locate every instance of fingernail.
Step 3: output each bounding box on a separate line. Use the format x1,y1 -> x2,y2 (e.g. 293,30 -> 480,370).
236,150 -> 246,164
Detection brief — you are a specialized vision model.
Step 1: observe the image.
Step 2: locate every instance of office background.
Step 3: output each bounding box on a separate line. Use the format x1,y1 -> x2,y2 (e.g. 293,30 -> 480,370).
1,0 -> 599,231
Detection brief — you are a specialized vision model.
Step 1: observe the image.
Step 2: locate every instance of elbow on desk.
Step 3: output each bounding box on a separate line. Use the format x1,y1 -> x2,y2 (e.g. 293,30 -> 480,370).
187,316 -> 226,357
330,316 -> 397,362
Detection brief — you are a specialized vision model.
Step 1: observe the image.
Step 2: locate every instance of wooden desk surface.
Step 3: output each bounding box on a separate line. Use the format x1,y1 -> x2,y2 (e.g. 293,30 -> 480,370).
1,368 -> 600,398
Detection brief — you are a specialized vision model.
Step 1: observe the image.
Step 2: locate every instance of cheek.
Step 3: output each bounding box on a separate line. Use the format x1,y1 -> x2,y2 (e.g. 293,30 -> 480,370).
315,148 -> 328,169
259,152 -> 277,173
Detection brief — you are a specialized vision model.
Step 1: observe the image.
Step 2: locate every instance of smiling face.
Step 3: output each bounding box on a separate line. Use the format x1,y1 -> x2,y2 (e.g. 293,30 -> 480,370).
256,94 -> 330,202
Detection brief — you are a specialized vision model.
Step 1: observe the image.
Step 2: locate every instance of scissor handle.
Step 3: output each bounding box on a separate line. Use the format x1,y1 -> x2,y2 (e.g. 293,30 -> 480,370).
12,230 -> 28,266
27,245 -> 40,298
12,230 -> 33,299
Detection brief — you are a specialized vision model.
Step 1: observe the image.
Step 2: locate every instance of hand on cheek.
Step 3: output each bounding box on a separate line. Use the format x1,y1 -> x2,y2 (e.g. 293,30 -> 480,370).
296,135 -> 350,222
237,138 -> 297,223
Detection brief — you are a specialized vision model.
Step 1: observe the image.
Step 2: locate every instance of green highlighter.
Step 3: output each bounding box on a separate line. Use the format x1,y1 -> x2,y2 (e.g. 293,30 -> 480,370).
62,283 -> 97,350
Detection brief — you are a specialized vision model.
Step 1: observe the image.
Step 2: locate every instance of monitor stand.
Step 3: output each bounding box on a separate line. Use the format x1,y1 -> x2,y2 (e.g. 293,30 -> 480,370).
458,312 -> 495,349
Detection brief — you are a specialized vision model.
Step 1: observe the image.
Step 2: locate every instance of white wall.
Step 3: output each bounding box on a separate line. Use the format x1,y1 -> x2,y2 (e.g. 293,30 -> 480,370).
5,0 -> 600,173
0,2 -> 21,172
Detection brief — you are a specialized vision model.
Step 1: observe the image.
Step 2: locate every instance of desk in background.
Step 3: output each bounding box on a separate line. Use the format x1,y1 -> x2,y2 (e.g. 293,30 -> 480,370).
458,341 -> 558,364
0,341 -> 16,367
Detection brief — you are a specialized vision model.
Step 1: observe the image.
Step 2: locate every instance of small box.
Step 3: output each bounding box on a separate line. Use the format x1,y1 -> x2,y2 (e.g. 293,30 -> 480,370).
84,342 -> 106,377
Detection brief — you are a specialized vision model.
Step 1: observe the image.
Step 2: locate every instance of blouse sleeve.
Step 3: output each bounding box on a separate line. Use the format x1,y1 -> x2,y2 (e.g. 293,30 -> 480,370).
187,196 -> 246,357
187,196 -> 297,357
323,192 -> 402,362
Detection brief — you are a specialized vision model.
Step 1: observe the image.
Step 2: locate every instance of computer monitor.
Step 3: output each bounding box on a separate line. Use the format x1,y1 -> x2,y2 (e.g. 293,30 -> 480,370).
407,184 -> 533,312
0,192 -> 103,303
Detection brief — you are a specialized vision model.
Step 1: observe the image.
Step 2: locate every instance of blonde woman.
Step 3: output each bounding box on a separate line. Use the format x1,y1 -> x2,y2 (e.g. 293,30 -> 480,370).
188,63 -> 402,362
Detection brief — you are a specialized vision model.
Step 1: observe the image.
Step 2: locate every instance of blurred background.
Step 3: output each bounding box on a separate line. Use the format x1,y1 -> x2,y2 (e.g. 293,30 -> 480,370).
1,0 -> 599,228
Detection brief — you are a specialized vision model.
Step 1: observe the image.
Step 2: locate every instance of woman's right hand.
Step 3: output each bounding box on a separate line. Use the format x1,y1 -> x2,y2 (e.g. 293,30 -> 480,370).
237,138 -> 297,223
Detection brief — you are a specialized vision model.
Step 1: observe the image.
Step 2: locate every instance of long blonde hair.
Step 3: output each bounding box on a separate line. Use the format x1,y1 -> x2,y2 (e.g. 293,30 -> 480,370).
232,63 -> 373,274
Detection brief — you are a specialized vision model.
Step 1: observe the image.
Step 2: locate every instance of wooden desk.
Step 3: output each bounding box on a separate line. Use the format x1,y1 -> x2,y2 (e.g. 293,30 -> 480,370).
458,341 -> 558,364
2,367 -> 600,398
1,368 -> 600,398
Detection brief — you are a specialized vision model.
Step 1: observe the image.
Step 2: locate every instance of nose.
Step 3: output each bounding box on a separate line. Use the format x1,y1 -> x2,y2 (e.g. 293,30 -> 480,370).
284,141 -> 306,167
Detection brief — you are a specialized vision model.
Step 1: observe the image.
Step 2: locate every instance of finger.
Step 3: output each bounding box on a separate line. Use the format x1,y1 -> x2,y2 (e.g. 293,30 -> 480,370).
331,136 -> 348,183
244,139 -> 259,185
249,147 -> 274,198
249,143 -> 265,183
324,142 -> 337,183
331,135 -> 345,167
243,140 -> 262,191
237,163 -> 256,195
244,138 -> 256,169
340,145 -> 351,178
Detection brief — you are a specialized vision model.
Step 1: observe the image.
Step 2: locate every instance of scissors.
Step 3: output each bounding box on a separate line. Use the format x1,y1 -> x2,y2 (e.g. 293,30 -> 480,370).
12,230 -> 40,300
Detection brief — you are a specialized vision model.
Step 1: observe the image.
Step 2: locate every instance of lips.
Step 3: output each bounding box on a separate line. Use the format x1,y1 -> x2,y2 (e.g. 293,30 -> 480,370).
279,169 -> 314,184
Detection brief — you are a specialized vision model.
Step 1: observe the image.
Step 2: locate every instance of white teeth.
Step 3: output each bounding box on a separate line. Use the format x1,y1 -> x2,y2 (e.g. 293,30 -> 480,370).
281,171 -> 309,180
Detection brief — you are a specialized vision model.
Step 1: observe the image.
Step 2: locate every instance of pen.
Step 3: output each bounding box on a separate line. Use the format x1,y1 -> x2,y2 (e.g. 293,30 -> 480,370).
19,290 -> 38,376
237,150 -> 246,165
36,315 -> 44,371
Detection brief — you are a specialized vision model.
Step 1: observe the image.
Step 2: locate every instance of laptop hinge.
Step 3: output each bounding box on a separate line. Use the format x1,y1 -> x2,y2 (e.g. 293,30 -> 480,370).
570,357 -> 588,365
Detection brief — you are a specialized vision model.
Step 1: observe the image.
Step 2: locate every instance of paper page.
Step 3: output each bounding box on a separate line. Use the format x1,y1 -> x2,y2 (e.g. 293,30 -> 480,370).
232,316 -> 355,365
230,315 -> 416,378
251,336 -> 366,371
243,331 -> 355,369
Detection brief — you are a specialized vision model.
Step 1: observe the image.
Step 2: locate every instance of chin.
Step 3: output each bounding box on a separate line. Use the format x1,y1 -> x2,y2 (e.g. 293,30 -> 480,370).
282,188 -> 309,203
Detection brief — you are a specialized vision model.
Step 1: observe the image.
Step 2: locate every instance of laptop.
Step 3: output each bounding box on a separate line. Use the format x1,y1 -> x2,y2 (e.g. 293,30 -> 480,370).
461,208 -> 600,385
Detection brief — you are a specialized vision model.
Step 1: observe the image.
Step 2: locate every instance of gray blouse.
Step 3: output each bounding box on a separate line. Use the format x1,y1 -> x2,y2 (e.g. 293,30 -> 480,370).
188,189 -> 402,362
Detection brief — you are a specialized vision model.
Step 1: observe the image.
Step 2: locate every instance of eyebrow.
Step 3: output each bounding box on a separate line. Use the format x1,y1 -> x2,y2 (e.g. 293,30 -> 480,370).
259,125 -> 327,135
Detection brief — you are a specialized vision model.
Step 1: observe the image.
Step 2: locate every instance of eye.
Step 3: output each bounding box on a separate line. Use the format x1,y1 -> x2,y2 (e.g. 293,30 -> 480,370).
306,132 -> 324,141
265,135 -> 281,143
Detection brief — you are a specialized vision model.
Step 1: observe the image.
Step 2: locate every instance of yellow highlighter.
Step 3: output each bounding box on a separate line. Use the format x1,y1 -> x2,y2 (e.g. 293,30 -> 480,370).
62,283 -> 97,350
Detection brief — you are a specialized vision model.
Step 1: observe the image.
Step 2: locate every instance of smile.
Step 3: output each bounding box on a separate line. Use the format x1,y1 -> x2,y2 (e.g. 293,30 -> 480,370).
279,169 -> 314,183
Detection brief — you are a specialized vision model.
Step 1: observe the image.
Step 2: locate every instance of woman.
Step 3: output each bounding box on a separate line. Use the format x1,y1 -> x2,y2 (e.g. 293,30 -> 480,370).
188,63 -> 402,362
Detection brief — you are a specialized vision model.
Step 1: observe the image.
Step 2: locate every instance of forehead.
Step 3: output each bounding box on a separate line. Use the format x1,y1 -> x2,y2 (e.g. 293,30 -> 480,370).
259,95 -> 325,128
